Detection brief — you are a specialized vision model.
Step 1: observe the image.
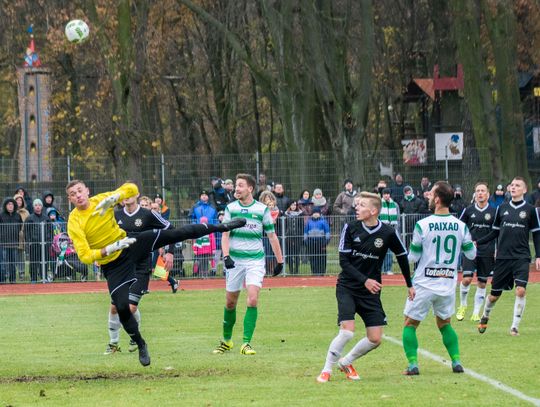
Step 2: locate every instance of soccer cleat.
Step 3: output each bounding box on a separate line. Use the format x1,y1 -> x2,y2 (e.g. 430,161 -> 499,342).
128,339 -> 138,352
104,342 -> 121,355
337,359 -> 360,381
478,316 -> 489,334
456,305 -> 467,321
470,313 -> 481,323
170,279 -> 179,294
213,340 -> 233,354
510,327 -> 519,336
138,342 -> 151,366
316,372 -> 331,383
220,218 -> 247,232
240,343 -> 256,355
452,362 -> 464,373
402,365 -> 420,376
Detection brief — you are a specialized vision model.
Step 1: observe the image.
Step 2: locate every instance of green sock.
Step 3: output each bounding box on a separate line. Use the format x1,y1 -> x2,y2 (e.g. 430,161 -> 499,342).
223,307 -> 236,341
439,324 -> 460,362
243,307 -> 258,343
402,325 -> 418,364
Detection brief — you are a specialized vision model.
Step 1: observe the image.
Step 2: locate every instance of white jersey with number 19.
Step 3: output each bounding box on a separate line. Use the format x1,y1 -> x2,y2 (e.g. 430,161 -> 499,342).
409,214 -> 476,296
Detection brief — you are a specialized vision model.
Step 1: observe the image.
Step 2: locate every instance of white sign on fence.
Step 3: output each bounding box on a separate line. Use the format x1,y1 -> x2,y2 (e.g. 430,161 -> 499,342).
435,132 -> 463,161
533,127 -> 540,154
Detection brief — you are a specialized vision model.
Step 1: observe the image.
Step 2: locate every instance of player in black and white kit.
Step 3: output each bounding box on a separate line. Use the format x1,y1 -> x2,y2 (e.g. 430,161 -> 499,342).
456,182 -> 496,322
104,191 -> 177,355
477,177 -> 540,336
316,192 -> 414,383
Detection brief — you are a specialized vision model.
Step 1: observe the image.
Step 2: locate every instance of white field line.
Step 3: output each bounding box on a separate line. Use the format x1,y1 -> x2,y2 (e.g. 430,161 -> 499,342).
383,334 -> 540,407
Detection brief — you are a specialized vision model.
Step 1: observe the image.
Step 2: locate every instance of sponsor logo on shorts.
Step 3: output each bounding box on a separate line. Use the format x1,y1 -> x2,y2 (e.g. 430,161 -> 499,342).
425,267 -> 455,278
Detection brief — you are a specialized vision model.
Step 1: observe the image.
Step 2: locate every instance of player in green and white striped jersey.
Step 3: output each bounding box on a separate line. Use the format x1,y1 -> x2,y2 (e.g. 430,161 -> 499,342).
213,174 -> 284,356
402,181 -> 476,376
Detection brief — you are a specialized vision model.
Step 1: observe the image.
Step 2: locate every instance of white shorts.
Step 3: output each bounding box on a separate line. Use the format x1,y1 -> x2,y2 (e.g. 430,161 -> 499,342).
225,260 -> 266,292
403,286 -> 455,321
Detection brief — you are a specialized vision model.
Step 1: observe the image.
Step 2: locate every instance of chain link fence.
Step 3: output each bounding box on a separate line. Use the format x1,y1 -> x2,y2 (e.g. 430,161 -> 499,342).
0,148 -> 502,218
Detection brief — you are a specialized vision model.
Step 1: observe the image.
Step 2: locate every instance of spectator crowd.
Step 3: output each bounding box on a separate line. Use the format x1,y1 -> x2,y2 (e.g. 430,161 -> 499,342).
1,175 -> 539,283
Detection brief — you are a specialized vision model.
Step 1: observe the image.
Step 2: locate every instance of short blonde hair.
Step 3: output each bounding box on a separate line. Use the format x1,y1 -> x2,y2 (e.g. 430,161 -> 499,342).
259,190 -> 277,206
360,191 -> 382,213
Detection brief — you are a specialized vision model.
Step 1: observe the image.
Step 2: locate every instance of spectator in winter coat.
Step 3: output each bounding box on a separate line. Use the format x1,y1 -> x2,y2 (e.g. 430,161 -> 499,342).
24,199 -> 53,283
298,190 -> 313,217
415,176 -> 432,198
312,188 -> 330,216
223,179 -> 236,204
303,207 -> 331,275
42,191 -> 64,222
0,198 -> 23,283
390,173 -> 406,203
284,201 -> 304,274
449,185 -> 467,215
190,190 -> 218,224
488,184 -> 506,208
154,194 -> 170,220
274,183 -> 291,215
192,216 -> 216,278
259,190 -> 280,273
379,188 -> 401,274
527,178 -> 540,206
333,179 -> 357,215
400,185 -> 428,248
13,193 -> 29,280
15,187 -> 33,214
209,177 -> 229,212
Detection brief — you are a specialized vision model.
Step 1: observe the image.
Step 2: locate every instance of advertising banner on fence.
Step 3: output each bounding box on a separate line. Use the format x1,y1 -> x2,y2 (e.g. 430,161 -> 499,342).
435,132 -> 463,160
402,138 -> 427,165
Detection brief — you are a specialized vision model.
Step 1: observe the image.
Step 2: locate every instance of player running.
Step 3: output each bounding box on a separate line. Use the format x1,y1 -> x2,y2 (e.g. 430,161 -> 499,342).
212,173 -> 284,356
456,182 -> 496,322
317,192 -> 413,383
402,181 -> 476,375
476,177 -> 540,336
67,180 -> 245,366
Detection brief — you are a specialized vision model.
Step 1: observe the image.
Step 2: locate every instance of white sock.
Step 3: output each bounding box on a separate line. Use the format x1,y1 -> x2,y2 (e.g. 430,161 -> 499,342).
322,330 -> 354,373
473,287 -> 486,315
483,297 -> 496,318
133,309 -> 141,328
108,312 -> 121,344
341,337 -> 379,366
459,282 -> 470,306
511,296 -> 526,329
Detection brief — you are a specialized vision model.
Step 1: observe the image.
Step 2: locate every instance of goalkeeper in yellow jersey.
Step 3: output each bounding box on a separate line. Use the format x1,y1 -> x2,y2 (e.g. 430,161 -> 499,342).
66,180 -> 246,366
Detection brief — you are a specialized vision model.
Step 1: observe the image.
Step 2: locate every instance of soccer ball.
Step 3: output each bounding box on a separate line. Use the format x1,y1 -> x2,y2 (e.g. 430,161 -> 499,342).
65,20 -> 90,43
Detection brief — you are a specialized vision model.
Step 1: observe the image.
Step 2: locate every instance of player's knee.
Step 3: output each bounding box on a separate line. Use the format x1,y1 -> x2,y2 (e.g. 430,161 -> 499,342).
461,277 -> 472,286
515,286 -> 526,297
129,303 -> 138,313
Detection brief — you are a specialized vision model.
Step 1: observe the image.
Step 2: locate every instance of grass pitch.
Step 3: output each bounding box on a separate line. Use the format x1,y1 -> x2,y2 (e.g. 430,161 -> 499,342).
0,284 -> 539,406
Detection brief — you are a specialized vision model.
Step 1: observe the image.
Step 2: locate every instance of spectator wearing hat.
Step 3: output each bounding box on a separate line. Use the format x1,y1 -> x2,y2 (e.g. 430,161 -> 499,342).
42,191 -> 64,222
24,199 -> 53,283
312,188 -> 330,216
379,188 -> 401,274
488,184 -> 506,208
449,185 -> 467,215
415,176 -> 432,198
190,190 -> 218,225
192,216 -> 216,278
15,187 -> 33,214
527,178 -> 540,207
154,194 -> 170,220
333,179 -> 357,215
284,200 -> 304,274
0,198 -> 23,283
303,206 -> 331,275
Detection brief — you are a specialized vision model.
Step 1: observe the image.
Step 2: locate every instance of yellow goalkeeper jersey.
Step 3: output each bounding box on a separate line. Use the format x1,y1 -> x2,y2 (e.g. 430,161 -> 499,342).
67,183 -> 138,265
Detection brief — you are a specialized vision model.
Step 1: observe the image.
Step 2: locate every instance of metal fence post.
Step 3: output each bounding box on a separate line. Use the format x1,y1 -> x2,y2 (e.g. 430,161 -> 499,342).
256,151 -> 260,183
40,221 -> 46,283
280,215 -> 286,276
161,153 -> 166,200
401,213 -> 407,244
67,155 -> 72,212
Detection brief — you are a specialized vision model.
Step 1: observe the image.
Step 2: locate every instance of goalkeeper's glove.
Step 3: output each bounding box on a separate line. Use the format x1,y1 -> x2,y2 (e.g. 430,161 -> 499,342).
272,262 -> 284,277
93,193 -> 121,216
104,237 -> 136,256
223,255 -> 235,269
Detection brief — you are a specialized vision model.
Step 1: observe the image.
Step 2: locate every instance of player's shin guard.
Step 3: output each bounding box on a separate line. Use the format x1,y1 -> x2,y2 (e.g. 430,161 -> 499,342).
439,324 -> 460,363
243,306 -> 257,343
322,329 -> 354,373
512,296 -> 526,330
483,296 -> 496,318
108,311 -> 121,343
223,307 -> 236,341
133,308 -> 141,327
459,282 -> 470,306
402,326 -> 418,364
341,337 -> 379,366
